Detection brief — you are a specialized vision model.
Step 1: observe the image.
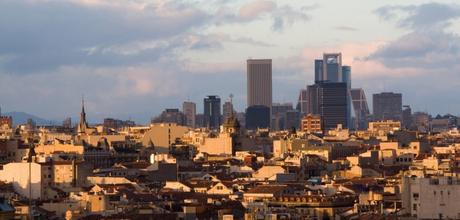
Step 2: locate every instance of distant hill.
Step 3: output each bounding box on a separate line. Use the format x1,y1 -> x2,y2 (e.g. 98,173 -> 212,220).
2,112 -> 58,126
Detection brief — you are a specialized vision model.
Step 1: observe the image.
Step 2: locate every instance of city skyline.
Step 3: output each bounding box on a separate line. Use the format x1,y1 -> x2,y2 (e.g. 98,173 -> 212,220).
1,0 -> 460,123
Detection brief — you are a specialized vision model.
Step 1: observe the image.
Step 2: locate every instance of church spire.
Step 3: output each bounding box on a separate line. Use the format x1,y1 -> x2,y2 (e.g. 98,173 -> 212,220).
81,95 -> 85,115
78,96 -> 88,134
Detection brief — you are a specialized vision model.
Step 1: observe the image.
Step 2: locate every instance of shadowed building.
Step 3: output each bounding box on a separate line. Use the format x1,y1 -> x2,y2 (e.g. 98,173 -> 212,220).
373,92 -> 402,121
246,105 -> 270,130
182,101 -> 196,128
307,82 -> 348,131
204,95 -> 221,130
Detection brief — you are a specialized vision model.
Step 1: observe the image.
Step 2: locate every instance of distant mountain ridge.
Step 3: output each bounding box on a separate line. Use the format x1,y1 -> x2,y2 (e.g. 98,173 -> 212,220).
1,111 -> 58,126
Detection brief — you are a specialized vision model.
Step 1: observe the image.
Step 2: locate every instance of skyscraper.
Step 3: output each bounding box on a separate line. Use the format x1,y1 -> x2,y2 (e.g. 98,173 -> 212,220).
223,101 -> 234,122
351,88 -> 370,130
312,53 -> 351,127
373,92 -> 402,121
323,53 -> 342,82
183,101 -> 196,128
204,95 -> 221,130
296,89 -> 308,116
342,65 -> 352,128
308,82 -> 348,131
247,59 -> 272,109
314,59 -> 323,83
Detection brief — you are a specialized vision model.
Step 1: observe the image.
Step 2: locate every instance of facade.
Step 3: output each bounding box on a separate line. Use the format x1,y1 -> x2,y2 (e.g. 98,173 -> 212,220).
0,116 -> 13,128
307,82 -> 348,131
402,105 -> 412,129
351,88 -> 370,130
314,59 -> 323,83
300,114 -> 321,133
312,53 -> 351,128
141,123 -> 190,153
182,101 -> 196,128
271,103 -> 294,131
401,176 -> 460,219
372,92 -> 402,121
323,53 -> 342,82
368,120 -> 401,135
342,65 -> 352,128
103,118 -> 134,130
245,105 -> 270,130
296,89 -> 308,116
222,101 -> 234,122
284,110 -> 300,130
203,96 -> 221,130
247,59 -> 272,109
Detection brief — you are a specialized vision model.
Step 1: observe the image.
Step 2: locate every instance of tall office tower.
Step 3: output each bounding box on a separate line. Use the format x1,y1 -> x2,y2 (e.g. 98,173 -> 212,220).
351,88 -> 370,130
314,59 -> 323,83
402,105 -> 412,129
204,95 -> 221,130
306,84 -> 320,115
342,65 -> 352,128
183,101 -> 196,128
247,59 -> 272,109
373,92 -> 402,121
313,53 -> 351,126
245,105 -> 270,130
308,82 -> 348,131
323,53 -> 342,82
296,89 -> 308,116
222,101 -> 234,121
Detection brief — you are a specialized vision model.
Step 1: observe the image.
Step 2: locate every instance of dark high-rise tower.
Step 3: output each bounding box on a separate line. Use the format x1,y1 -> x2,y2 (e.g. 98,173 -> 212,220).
309,53 -> 350,130
373,92 -> 402,121
307,82 -> 348,131
204,95 -> 221,130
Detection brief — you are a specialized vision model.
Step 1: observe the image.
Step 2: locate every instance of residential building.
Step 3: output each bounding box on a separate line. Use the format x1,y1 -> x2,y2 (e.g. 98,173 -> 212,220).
300,114 -> 321,133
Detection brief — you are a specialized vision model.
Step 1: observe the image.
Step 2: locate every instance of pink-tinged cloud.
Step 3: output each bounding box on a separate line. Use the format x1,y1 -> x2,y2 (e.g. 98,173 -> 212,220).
239,0 -> 276,19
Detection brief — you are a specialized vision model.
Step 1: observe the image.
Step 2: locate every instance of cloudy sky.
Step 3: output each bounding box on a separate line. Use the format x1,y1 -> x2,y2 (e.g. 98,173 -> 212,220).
1,0 -> 460,123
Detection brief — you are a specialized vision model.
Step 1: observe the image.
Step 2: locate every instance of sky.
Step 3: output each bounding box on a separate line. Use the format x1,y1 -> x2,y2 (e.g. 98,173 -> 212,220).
1,0 -> 460,123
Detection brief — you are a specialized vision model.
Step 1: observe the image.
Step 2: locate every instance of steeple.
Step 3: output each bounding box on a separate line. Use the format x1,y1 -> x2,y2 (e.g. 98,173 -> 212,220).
78,96 -> 88,134
81,96 -> 86,116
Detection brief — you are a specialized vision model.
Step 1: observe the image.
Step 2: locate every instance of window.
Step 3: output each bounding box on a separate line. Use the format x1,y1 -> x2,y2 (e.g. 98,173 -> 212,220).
434,191 -> 437,196
413,204 -> 417,211
413,193 -> 419,200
